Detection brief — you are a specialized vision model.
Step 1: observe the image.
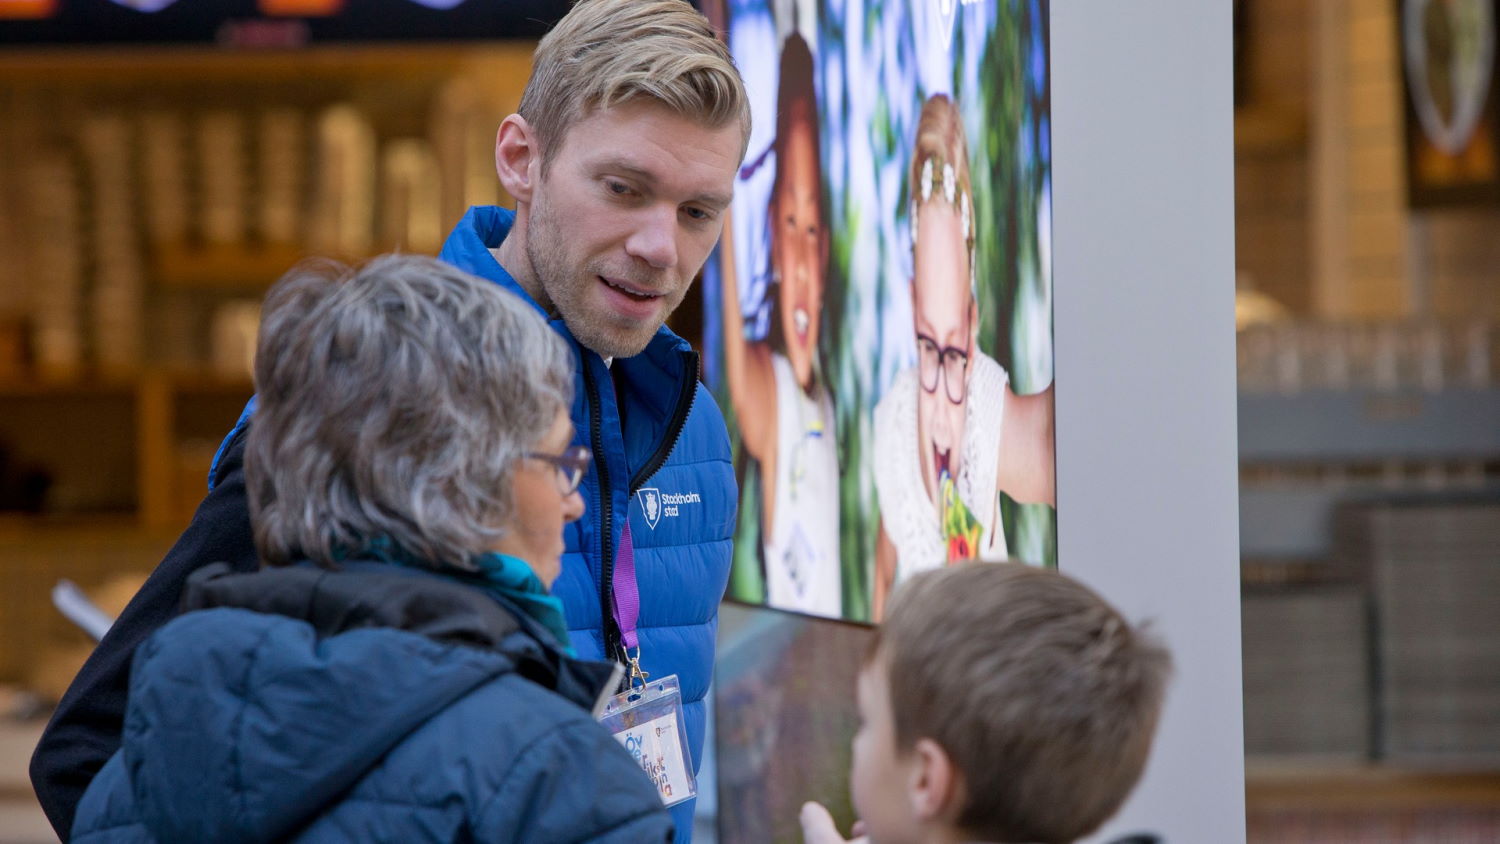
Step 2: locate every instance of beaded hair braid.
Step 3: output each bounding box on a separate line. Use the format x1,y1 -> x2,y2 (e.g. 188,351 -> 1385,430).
908,95 -> 977,293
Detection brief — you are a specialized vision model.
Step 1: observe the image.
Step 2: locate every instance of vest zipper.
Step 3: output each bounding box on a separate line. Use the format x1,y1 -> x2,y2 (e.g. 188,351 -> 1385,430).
592,348 -> 701,669
629,350 -> 701,494
582,362 -> 622,664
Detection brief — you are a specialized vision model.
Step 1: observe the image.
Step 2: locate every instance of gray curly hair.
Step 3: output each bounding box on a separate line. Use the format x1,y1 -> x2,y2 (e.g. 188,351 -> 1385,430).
245,254 -> 575,571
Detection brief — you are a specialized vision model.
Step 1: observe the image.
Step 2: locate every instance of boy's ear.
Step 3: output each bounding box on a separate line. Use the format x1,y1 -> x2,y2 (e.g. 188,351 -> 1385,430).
495,114 -> 538,204
907,738 -> 965,824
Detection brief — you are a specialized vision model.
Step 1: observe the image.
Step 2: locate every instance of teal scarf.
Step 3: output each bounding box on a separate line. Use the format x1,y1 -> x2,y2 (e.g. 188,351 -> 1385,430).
464,552 -> 575,656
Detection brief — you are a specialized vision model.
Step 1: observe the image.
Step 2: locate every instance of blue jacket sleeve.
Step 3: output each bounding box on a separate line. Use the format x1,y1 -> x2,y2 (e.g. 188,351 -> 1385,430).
28,423 -> 260,841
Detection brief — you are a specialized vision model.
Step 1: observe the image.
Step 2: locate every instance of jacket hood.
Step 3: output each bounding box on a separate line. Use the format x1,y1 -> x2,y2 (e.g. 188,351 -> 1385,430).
118,563 -> 615,843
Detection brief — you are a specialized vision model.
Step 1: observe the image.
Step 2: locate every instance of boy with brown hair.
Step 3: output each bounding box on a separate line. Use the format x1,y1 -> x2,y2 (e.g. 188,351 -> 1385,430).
802,561 -> 1172,844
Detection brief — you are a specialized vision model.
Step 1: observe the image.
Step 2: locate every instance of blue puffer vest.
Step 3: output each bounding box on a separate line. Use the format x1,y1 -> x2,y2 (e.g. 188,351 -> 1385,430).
210,206 -> 736,837
440,208 -> 736,836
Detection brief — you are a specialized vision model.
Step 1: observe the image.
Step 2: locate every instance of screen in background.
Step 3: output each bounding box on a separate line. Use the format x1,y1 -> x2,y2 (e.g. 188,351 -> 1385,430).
701,0 -> 1056,625
713,601 -> 875,844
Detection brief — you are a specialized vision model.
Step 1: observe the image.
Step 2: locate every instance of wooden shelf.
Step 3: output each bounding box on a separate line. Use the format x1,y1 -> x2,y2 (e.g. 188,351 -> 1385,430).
1236,104 -> 1308,156
0,370 -> 252,531
0,370 -> 252,398
0,377 -> 136,398
0,513 -> 163,541
152,242 -> 309,293
152,368 -> 254,393
1247,761 -> 1500,810
0,42 -> 535,84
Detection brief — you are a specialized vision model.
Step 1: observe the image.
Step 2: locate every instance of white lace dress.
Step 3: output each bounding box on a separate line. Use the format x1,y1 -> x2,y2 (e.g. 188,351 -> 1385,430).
873,351 -> 1009,583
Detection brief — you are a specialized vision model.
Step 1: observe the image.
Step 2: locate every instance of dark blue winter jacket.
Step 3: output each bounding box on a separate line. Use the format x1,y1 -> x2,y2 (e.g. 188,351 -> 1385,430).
69,561 -> 673,843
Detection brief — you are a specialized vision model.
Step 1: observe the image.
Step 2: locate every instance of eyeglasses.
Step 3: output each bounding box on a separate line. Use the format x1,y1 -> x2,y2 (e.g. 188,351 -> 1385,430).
916,332 -> 969,404
525,445 -> 592,495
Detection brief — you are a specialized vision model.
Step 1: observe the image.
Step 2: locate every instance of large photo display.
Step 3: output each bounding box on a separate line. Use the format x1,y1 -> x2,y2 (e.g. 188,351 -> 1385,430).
702,0 -> 1055,622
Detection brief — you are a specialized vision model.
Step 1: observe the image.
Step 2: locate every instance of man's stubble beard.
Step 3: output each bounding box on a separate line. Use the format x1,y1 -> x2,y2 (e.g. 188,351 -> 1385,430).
525,187 -> 685,360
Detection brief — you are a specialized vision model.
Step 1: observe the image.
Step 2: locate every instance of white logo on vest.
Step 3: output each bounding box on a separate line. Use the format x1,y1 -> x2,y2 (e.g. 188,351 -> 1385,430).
638,487 -> 701,530
641,488 -> 662,529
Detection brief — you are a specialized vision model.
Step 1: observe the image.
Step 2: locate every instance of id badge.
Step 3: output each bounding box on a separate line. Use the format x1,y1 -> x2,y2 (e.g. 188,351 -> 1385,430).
598,673 -> 696,807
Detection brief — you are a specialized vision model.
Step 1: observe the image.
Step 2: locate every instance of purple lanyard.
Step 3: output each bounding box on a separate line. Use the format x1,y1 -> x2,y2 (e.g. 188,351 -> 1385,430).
610,517 -> 642,653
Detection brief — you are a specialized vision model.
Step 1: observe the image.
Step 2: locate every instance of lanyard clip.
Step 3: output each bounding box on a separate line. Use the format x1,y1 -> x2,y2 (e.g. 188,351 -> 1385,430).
625,645 -> 649,692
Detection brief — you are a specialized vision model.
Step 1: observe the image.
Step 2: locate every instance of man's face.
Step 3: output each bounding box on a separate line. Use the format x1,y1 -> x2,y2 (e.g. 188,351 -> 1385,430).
911,201 -> 973,500
850,656 -> 921,844
772,102 -> 824,390
525,100 -> 742,359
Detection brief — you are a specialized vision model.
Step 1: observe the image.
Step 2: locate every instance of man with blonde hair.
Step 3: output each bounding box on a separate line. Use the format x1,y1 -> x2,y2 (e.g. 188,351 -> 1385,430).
33,3 -> 750,840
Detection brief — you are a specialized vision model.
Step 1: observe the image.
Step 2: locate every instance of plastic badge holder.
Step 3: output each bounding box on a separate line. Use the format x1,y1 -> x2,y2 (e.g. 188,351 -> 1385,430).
598,673 -> 696,807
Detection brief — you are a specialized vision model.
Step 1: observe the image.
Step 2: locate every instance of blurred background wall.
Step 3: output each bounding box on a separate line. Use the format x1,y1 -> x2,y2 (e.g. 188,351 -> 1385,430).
1235,0 -> 1500,840
0,41 -> 538,691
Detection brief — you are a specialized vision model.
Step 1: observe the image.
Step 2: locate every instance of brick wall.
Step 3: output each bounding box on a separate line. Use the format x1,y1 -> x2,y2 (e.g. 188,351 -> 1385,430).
1319,0 -> 1410,318
1240,0 -> 1500,321
1426,207 -> 1500,320
1236,0 -> 1314,314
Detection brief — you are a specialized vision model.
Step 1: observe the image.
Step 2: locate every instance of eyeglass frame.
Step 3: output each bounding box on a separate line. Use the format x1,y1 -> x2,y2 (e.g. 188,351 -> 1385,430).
915,331 -> 970,404
524,444 -> 592,495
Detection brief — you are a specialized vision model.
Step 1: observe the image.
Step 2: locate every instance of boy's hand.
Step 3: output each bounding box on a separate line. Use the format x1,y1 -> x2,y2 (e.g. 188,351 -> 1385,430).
800,801 -> 868,844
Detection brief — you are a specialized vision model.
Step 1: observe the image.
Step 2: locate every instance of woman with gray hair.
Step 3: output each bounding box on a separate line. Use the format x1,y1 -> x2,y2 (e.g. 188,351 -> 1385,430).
69,255 -> 673,843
